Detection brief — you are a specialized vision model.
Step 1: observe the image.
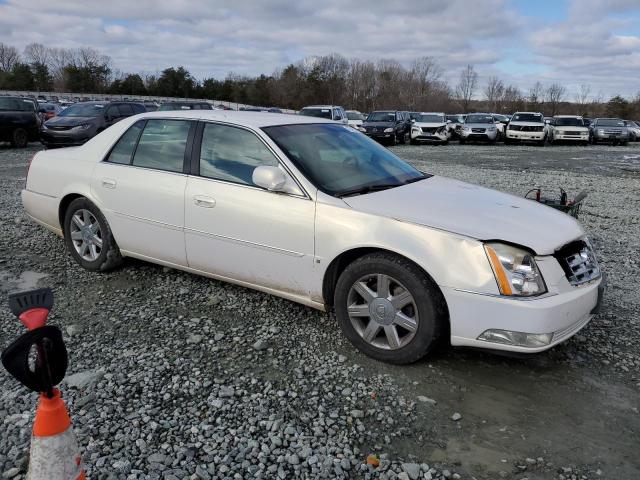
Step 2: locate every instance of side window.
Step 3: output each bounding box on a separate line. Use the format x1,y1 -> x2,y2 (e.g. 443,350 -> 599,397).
118,104 -> 134,117
106,121 -> 145,165
106,106 -> 119,118
199,123 -> 279,186
333,109 -> 342,120
132,119 -> 191,173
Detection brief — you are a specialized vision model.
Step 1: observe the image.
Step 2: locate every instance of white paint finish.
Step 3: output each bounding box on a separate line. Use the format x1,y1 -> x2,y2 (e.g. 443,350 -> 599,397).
343,176 -> 585,255
22,110 -> 602,354
185,176 -> 315,295
313,199 -> 499,296
90,163 -> 188,266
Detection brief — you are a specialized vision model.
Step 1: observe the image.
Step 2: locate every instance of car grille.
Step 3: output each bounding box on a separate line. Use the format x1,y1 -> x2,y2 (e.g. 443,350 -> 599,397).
421,127 -> 437,133
554,240 -> 601,286
509,125 -> 543,132
471,128 -> 486,133
602,129 -> 622,134
565,131 -> 583,135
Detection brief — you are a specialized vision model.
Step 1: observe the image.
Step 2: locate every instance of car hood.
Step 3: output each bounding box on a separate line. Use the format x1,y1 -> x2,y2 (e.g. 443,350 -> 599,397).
343,176 -> 584,255
414,122 -> 446,128
509,121 -> 545,127
45,116 -> 97,127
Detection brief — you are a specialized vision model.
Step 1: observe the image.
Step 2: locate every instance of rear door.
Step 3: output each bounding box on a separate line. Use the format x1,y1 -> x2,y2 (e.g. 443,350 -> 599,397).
91,118 -> 195,266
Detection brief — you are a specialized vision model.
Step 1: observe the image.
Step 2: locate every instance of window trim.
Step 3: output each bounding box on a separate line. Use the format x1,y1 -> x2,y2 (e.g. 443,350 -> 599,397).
102,118 -> 196,174
189,120 -> 310,199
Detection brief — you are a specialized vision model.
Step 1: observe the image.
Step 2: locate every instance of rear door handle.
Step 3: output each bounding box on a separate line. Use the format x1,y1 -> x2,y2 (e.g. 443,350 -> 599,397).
102,178 -> 116,189
194,195 -> 216,208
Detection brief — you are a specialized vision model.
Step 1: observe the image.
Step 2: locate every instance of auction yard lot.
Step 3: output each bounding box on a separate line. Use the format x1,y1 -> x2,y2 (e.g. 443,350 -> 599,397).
1,142 -> 639,479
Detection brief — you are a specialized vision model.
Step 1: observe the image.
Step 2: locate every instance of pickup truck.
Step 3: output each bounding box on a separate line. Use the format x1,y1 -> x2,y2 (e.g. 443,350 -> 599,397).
0,96 -> 41,148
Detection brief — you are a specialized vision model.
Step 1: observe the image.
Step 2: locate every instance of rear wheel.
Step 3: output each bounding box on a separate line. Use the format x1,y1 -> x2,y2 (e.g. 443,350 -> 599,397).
334,253 -> 446,364
459,138 -> 465,145
11,128 -> 28,148
63,198 -> 123,272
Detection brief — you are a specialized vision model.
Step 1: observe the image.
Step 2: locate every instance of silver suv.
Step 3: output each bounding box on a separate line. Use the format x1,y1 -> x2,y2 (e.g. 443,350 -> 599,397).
299,105 -> 348,125
589,118 -> 629,145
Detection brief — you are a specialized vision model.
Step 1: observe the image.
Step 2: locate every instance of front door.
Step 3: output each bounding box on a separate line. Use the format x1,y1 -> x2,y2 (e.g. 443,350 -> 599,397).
184,122 -> 315,296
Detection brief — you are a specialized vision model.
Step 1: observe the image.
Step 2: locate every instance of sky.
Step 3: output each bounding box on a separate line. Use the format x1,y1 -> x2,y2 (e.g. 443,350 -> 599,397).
0,0 -> 639,99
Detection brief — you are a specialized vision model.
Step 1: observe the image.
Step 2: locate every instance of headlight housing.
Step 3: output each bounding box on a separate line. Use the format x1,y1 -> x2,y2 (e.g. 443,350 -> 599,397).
78,124 -> 92,130
383,127 -> 394,133
597,129 -> 604,135
488,126 -> 497,131
484,243 -> 546,297
462,126 -> 470,131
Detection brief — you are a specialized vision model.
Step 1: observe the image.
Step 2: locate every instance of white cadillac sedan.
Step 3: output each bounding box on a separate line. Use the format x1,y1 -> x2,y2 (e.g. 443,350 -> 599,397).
22,111 -> 604,364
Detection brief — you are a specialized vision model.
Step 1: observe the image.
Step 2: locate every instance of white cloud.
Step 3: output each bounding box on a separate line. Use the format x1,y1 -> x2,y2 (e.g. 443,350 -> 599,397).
0,0 -> 638,98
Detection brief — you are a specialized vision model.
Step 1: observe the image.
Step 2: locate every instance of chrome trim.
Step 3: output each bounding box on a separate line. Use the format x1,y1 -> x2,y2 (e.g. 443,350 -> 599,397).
185,227 -> 306,257
111,210 -> 183,231
452,288 -> 558,301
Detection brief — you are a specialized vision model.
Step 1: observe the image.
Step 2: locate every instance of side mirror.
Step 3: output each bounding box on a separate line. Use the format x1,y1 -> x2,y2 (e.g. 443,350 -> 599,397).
545,119 -> 550,124
411,119 -> 416,124
447,119 -> 452,123
253,166 -> 302,195
38,108 -> 46,113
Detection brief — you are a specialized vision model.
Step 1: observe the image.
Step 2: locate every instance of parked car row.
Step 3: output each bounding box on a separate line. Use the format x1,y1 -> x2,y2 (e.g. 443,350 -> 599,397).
297,105 -> 638,147
0,96 -> 247,148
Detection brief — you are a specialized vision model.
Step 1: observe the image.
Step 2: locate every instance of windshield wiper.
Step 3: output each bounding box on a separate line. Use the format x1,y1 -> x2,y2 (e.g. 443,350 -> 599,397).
337,176 -> 426,198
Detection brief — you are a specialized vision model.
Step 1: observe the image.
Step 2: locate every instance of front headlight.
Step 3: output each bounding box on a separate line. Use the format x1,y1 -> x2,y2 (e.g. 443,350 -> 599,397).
78,124 -> 92,130
357,126 -> 366,132
488,126 -> 497,131
597,129 -> 604,135
383,127 -> 394,133
484,243 -> 546,297
462,126 -> 470,131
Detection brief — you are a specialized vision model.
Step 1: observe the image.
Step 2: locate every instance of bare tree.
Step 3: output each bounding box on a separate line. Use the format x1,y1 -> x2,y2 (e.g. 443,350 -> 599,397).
24,43 -> 50,66
484,76 -> 505,112
455,65 -> 478,112
574,84 -> 591,114
0,42 -> 20,72
545,83 -> 566,115
502,85 -> 523,113
528,81 -> 545,109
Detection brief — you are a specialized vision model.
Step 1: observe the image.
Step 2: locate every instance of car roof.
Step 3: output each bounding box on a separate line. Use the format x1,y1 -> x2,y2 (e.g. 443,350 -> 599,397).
419,112 -> 445,115
554,115 -> 582,118
513,111 -> 543,114
136,110 -> 335,128
302,105 -> 341,109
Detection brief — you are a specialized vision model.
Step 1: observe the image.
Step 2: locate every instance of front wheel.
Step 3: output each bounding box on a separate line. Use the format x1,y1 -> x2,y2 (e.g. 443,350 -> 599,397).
11,128 -> 28,148
334,253 -> 446,364
63,198 -> 123,272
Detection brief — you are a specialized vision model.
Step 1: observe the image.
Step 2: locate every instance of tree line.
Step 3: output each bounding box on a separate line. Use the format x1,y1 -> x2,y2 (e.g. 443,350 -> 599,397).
1,41 -> 639,118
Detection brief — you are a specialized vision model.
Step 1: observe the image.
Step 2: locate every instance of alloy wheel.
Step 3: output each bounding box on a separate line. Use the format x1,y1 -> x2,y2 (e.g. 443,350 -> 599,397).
346,273 -> 419,350
69,209 -> 103,261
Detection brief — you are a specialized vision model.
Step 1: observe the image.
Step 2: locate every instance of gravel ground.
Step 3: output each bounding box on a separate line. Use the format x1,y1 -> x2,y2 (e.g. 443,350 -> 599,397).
0,141 -> 639,480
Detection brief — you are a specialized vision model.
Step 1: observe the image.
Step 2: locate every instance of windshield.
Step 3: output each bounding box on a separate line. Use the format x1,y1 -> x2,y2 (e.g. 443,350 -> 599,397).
417,114 -> 445,123
262,123 -> 425,196
367,112 -> 396,122
554,117 -> 584,127
493,114 -> 509,121
511,113 -> 543,123
0,97 -> 34,111
58,104 -> 105,117
159,103 -> 200,111
446,115 -> 463,123
596,119 -> 625,127
299,108 -> 332,119
346,111 -> 364,121
466,115 -> 494,124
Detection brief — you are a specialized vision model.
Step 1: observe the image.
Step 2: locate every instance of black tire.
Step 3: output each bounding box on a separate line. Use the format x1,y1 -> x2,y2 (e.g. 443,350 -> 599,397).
399,131 -> 406,144
388,134 -> 397,146
442,140 -> 449,146
11,128 -> 28,148
63,197 -> 123,272
409,138 -> 418,145
334,252 -> 446,364
459,138 -> 465,145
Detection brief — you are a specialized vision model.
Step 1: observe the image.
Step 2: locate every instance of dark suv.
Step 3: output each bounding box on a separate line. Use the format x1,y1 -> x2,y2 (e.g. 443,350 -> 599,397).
0,96 -> 42,148
361,110 -> 411,145
41,101 -> 145,148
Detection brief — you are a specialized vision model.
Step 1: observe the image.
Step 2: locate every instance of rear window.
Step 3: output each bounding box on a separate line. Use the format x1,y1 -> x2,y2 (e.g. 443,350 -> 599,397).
132,119 -> 191,173
596,119 -> 625,127
106,121 -> 145,165
299,108 -> 332,119
117,104 -> 134,116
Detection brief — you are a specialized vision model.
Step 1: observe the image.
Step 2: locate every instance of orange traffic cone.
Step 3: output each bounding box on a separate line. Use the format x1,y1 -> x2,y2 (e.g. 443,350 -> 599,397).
27,388 -> 85,480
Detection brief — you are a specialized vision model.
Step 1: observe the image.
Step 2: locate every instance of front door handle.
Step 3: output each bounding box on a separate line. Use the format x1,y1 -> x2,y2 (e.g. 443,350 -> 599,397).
193,195 -> 216,208
102,178 -> 116,189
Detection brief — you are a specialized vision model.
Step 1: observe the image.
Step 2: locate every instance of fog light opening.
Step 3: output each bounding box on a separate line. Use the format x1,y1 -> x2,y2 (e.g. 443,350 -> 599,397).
477,329 -> 553,348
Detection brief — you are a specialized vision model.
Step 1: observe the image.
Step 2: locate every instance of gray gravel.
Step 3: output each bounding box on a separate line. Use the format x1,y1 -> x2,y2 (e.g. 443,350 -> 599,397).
0,141 -> 639,479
